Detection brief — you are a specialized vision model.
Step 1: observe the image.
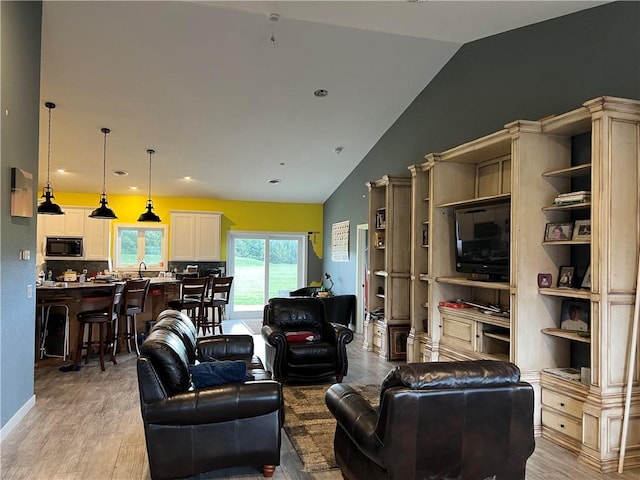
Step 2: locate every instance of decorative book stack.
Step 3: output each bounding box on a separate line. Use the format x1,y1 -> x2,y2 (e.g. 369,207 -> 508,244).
553,191 -> 591,206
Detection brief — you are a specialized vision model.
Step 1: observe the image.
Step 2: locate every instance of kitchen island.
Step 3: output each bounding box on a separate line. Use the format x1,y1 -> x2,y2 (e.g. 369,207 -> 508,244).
36,277 -> 182,362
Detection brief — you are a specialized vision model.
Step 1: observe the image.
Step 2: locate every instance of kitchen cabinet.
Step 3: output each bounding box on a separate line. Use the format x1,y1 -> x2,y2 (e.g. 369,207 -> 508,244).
38,206 -> 111,260
169,211 -> 221,261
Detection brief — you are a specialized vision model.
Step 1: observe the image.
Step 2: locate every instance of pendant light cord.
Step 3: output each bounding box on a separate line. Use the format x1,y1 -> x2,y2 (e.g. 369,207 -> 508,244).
46,103 -> 53,189
147,149 -> 153,202
101,128 -> 109,195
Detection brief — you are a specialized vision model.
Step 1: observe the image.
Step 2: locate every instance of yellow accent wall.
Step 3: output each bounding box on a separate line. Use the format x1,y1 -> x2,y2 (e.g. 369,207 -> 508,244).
54,192 -> 323,259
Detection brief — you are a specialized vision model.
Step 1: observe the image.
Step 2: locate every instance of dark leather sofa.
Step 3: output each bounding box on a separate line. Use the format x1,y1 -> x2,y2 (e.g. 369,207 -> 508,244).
262,297 -> 354,383
325,360 -> 535,480
136,310 -> 283,479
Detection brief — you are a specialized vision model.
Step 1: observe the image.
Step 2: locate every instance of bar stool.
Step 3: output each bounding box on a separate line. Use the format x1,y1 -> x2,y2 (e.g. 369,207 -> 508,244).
167,277 -> 208,328
73,283 -> 125,371
114,278 -> 150,356
37,295 -> 73,361
199,276 -> 233,335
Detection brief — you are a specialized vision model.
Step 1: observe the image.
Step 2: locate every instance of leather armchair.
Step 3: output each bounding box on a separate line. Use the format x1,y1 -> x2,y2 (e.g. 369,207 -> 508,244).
262,297 -> 354,383
137,315 -> 283,479
325,360 -> 535,480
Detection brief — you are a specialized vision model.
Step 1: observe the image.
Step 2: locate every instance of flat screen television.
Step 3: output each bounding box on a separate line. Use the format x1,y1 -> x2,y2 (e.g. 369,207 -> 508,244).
454,202 -> 510,281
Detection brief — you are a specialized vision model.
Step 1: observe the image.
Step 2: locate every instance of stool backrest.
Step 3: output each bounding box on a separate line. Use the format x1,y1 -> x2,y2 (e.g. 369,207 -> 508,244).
180,277 -> 208,301
123,278 -> 151,314
208,276 -> 233,303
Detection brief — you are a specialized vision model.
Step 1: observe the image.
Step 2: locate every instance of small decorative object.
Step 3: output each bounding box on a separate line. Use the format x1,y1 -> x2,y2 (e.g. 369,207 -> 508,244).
557,266 -> 575,288
581,264 -> 592,289
389,325 -> 410,360
544,222 -> 573,242
572,219 -> 591,241
422,226 -> 429,247
560,299 -> 590,332
537,273 -> 552,288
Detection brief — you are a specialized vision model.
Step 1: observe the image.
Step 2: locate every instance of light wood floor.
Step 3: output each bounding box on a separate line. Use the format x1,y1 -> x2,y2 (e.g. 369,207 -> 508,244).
1,319 -> 638,480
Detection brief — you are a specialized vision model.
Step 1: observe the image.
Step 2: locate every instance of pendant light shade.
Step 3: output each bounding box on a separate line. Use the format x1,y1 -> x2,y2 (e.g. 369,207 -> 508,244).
138,149 -> 161,222
89,128 -> 117,219
38,102 -> 64,215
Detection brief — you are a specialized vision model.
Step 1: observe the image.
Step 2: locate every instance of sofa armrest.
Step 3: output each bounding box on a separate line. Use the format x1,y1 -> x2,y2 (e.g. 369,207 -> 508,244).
261,324 -> 287,347
330,323 -> 354,346
197,334 -> 254,360
325,383 -> 384,466
143,380 -> 282,426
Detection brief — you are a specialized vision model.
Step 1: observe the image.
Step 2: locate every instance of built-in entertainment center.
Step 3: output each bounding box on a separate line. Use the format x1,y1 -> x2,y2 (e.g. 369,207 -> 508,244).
386,97 -> 640,473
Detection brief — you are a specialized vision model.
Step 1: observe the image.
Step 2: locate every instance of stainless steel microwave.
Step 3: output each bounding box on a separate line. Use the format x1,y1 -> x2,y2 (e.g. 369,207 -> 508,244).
45,237 -> 83,257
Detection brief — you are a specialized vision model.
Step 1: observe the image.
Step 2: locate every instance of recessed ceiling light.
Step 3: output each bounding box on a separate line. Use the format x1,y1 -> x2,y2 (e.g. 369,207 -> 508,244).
314,89 -> 328,98
130,186 -> 137,190
280,162 -> 285,166
268,178 -> 281,185
184,176 -> 192,181
113,169 -> 128,176
56,168 -> 66,173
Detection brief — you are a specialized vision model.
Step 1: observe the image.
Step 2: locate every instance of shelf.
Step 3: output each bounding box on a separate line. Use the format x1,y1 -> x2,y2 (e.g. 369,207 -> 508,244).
419,274 -> 430,282
436,193 -> 511,209
542,328 -> 591,343
484,331 -> 510,343
421,244 -> 429,248
435,276 -> 510,291
422,220 -> 429,225
375,294 -> 385,299
375,245 -> 386,250
539,287 -> 591,299
373,270 -> 388,277
542,164 -> 591,178
421,302 -> 429,308
541,239 -> 590,246
542,202 -> 591,212
422,197 -> 430,202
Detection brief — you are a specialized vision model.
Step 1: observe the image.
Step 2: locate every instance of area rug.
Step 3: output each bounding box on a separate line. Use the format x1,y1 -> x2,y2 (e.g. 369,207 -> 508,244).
283,383 -> 379,472
241,320 -> 264,335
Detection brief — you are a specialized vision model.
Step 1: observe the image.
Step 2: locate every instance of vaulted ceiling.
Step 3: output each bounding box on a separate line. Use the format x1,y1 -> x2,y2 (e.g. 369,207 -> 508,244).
39,1 -> 606,203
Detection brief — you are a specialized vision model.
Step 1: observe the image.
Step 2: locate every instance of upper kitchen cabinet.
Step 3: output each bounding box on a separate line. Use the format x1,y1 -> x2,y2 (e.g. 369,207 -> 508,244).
169,211 -> 221,261
38,206 -> 111,260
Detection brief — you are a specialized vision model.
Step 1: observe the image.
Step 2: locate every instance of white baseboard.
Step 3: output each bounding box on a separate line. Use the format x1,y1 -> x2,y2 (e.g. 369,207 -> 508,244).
0,394 -> 36,442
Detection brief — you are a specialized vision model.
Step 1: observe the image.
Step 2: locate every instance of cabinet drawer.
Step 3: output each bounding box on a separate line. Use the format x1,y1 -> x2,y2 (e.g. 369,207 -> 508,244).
542,389 -> 584,419
440,314 -> 476,351
542,408 -> 582,441
372,325 -> 383,349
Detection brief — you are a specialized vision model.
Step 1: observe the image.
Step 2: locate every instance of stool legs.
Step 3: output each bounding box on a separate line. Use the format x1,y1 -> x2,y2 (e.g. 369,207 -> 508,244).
74,320 -> 117,371
113,313 -> 141,357
40,304 -> 70,361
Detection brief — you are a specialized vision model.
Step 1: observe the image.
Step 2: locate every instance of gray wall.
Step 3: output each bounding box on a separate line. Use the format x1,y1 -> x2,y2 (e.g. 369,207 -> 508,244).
323,1 -> 640,296
1,1 -> 42,431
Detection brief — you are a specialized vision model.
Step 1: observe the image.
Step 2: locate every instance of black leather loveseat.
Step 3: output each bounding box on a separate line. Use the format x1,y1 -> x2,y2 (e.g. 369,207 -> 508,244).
325,360 -> 535,480
137,310 -> 283,479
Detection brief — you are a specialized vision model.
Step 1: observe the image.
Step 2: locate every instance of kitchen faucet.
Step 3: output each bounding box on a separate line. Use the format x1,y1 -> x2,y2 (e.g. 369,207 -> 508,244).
138,261 -> 147,279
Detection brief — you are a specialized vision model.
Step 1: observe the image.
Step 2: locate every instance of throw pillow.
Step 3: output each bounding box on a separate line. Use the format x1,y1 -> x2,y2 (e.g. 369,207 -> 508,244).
285,330 -> 318,343
189,360 -> 254,388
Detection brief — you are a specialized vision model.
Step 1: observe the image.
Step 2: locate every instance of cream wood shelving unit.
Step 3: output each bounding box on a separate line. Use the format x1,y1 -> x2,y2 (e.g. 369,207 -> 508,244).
365,175 -> 411,360
406,96 -> 640,472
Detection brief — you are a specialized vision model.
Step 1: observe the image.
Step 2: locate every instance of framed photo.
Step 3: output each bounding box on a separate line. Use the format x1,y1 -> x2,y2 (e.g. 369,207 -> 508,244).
573,219 -> 591,241
557,266 -> 575,288
560,299 -> 590,332
544,222 -> 573,242
581,264 -> 592,289
388,325 -> 410,360
537,273 -> 552,288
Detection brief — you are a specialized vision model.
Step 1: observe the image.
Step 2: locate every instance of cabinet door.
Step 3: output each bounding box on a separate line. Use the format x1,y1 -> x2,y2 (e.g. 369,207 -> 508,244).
41,212 -> 66,236
194,214 -> 221,261
84,216 -> 111,260
170,213 -> 196,260
64,209 -> 85,237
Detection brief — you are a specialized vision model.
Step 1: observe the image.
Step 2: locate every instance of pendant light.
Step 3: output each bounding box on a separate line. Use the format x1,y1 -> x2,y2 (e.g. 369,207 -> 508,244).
137,149 -> 161,222
89,127 -> 118,219
37,102 -> 64,215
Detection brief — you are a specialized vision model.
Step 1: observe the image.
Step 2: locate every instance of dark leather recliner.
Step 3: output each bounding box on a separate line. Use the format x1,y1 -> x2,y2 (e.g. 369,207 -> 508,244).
136,311 -> 283,479
325,360 -> 535,480
262,297 -> 354,383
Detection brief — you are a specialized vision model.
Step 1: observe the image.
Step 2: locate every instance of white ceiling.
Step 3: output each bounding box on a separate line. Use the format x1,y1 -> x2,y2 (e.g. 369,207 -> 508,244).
38,1 -> 606,203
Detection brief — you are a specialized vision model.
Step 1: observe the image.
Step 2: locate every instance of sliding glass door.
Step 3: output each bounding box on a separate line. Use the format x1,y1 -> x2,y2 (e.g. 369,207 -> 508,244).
228,232 -> 306,318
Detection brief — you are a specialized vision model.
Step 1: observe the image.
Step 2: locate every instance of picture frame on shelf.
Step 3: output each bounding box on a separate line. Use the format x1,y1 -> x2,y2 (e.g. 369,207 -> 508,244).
557,266 -> 575,288
544,222 -> 573,242
388,325 -> 410,360
581,264 -> 592,289
560,299 -> 590,332
537,273 -> 552,288
572,219 -> 591,241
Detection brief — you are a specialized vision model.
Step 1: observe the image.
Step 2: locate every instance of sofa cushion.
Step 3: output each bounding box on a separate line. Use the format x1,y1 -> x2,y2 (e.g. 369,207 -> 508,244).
189,360 -> 254,388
